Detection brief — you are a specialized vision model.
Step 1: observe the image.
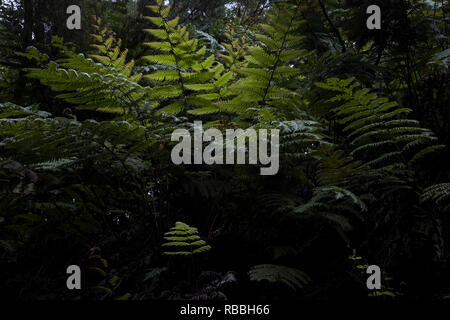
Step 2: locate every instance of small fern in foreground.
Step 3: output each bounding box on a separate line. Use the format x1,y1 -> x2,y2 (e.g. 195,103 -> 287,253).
248,264 -> 311,291
162,222 -> 211,256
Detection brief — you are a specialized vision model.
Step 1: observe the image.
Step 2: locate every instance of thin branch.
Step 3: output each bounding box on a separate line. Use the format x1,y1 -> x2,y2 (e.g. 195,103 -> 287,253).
317,0 -> 346,53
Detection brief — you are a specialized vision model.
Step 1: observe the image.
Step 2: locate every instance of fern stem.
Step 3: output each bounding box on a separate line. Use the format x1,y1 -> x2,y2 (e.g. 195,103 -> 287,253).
261,5 -> 299,106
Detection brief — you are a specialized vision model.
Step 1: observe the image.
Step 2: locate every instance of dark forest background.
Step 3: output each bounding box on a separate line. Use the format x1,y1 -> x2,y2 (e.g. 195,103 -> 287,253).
0,0 -> 449,301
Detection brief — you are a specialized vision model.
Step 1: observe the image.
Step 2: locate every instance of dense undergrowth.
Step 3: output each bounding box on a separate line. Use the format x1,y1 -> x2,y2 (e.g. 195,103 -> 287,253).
0,0 -> 449,300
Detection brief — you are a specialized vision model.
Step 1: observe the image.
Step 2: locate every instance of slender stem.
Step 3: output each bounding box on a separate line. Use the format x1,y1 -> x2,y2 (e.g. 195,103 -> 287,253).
317,0 -> 346,53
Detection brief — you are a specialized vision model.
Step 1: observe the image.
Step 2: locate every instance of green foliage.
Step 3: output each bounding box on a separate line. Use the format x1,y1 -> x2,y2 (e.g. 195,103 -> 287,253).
89,249 -> 132,300
1,0 -> 449,301
348,249 -> 403,299
316,146 -> 365,187
421,183 -> 450,211
218,26 -> 249,72
295,186 -> 366,216
0,103 -> 151,167
0,102 -> 51,121
144,267 -> 168,282
316,77 -> 444,169
428,48 -> 450,70
162,222 -> 211,256
142,0 -> 231,116
216,1 -> 308,121
26,25 -> 147,115
15,47 -> 49,66
89,16 -> 140,79
248,264 -> 311,291
277,119 -> 329,161
0,21 -> 25,104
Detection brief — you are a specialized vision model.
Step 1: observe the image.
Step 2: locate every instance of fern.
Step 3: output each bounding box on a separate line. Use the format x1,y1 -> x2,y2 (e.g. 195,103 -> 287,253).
316,145 -> 365,187
143,0 -> 231,116
0,104 -> 151,170
89,16 -> 140,80
277,119 -> 329,161
218,26 -> 249,73
421,183 -> 450,210
215,1 -> 307,122
293,186 -> 366,237
0,102 -> 51,122
316,77 -> 444,169
0,23 -> 26,102
162,221 -> 211,256
248,264 -> 311,291
26,25 -> 147,115
143,267 -> 168,282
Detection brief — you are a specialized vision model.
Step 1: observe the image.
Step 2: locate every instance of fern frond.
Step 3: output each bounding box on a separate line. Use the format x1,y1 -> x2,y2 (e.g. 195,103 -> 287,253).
316,78 -> 443,169
248,264 -> 311,291
0,106 -> 151,169
142,3 -> 231,117
89,17 -> 138,78
421,183 -> 450,210
27,60 -> 148,114
25,25 -> 147,115
217,1 -> 307,120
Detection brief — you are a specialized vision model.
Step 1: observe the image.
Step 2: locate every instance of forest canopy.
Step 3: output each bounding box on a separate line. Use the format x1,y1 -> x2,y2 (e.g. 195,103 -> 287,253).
0,0 -> 449,301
